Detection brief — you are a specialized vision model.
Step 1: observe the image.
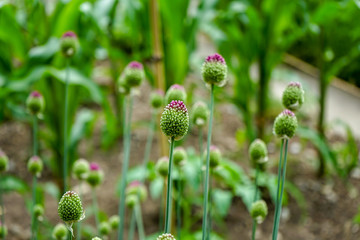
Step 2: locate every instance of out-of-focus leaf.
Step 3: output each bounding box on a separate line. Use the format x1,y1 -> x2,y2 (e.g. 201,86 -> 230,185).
149,177 -> 164,199
212,189 -> 233,217
29,37 -> 60,62
43,182 -> 60,200
0,175 -> 29,194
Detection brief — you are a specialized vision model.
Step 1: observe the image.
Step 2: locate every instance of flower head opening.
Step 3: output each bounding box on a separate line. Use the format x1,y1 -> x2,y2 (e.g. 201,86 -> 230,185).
128,61 -> 143,69
206,53 -> 225,64
62,31 -> 77,39
90,162 -> 100,171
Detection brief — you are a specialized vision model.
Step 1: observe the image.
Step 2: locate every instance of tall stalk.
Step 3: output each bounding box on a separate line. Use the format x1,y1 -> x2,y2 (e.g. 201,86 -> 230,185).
118,95 -> 134,240
176,178 -> 182,240
128,210 -> 136,240
164,137 -> 175,233
135,204 -> 145,240
31,116 -> 38,240
201,84 -> 214,240
63,60 -> 70,193
251,165 -> 260,240
92,188 -> 100,236
0,178 -> 4,240
76,182 -> 83,240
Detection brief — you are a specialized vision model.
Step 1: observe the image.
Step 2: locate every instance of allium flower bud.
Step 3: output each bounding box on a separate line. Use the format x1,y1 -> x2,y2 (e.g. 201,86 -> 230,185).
0,222 -> 7,238
165,84 -> 187,105
249,139 -> 268,166
157,233 -> 176,240
99,221 -> 111,236
206,145 -> 222,168
52,223 -> 68,240
86,163 -> 104,187
250,200 -> 268,224
273,109 -> 298,139
191,101 -> 209,127
109,215 -> 120,230
60,31 -> 78,58
34,204 -> 45,219
58,191 -> 85,226
150,89 -> 164,109
282,82 -> 305,111
72,158 -> 90,180
125,194 -> 138,209
27,156 -> 43,177
156,156 -> 169,177
160,100 -> 189,141
0,150 -> 9,172
117,76 -> 131,95
173,147 -> 187,166
122,61 -> 145,88
126,181 -> 148,202
26,91 -> 45,116
201,53 -> 227,87
92,237 -> 102,240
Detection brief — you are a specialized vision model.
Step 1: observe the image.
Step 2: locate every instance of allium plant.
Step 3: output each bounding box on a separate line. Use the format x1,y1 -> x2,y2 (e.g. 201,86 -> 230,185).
0,150 -> 9,240
52,223 -> 68,240
282,82 -> 304,111
157,233 -> 176,240
117,61 -> 145,240
160,100 -> 189,234
191,101 -> 209,156
164,84 -> 187,105
201,53 -> 227,240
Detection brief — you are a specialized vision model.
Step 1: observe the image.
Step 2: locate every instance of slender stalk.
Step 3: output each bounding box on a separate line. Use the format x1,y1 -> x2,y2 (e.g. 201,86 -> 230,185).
77,182 -> 83,240
199,127 -> 203,156
128,210 -> 136,240
176,178 -> 182,240
118,95 -> 134,240
164,137 -> 175,233
206,173 -> 212,240
159,185 -> 164,231
63,59 -> 70,193
141,111 -> 156,183
92,188 -> 100,236
135,204 -> 145,240
272,139 -> 289,240
31,115 -> 38,240
251,165 -> 260,240
0,173 -> 5,240
201,84 -> 214,240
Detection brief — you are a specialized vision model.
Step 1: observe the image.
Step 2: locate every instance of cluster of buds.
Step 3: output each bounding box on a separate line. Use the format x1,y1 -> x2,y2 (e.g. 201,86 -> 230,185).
273,109 -> 298,139
191,101 -> 209,127
26,91 -> 45,117
165,84 -> 187,105
72,158 -> 90,180
150,89 -> 164,110
60,31 -> 78,58
173,147 -> 187,166
250,200 -> 268,224
156,156 -> 169,177
248,139 -> 268,167
125,181 -> 148,209
282,82 -> 304,111
201,53 -> 228,87
118,61 -> 145,94
27,156 -> 43,177
86,162 -> 104,187
157,233 -> 176,240
160,100 -> 189,141
0,150 -> 9,172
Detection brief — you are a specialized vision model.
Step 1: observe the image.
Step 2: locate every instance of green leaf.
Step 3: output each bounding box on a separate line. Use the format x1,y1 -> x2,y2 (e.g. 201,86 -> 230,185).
212,189 -> 233,217
149,177 -> 164,199
0,175 -> 29,194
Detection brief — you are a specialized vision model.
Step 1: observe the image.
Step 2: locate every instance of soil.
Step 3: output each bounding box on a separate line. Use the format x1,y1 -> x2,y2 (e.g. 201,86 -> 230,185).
1,79 -> 360,240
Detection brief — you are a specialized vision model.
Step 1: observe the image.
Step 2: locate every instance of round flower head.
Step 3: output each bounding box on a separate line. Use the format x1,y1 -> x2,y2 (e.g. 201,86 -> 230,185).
165,84 -> 187,105
173,147 -> 187,166
191,101 -> 209,127
157,233 -> 176,240
249,139 -> 268,166
201,53 -> 228,87
52,223 -> 68,240
150,89 -> 164,109
26,91 -> 45,116
282,82 -> 305,111
126,181 -> 148,202
99,221 -> 111,236
72,158 -> 90,180
122,61 -> 145,88
34,204 -> 45,219
109,215 -> 120,230
27,156 -> 43,177
156,156 -> 169,177
205,145 -> 222,168
0,150 -> 9,172
250,200 -> 268,224
60,31 -> 78,58
273,109 -> 298,139
58,191 -> 85,234
160,100 -> 189,141
125,194 -> 138,209
92,237 -> 102,240
86,162 -> 104,187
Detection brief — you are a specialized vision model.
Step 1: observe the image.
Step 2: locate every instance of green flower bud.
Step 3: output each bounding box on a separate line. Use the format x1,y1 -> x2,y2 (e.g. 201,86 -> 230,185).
206,145 -> 222,168
52,223 -> 68,240
150,89 -> 164,109
126,181 -> 148,202
99,222 -> 111,236
34,204 -> 44,218
156,156 -> 169,177
201,53 -> 227,87
92,237 -> 102,240
165,84 -> 187,105
117,76 -> 131,95
191,101 -> 209,127
157,233 -> 176,240
60,31 -> 78,58
26,91 -> 45,116
160,100 -> 189,141
0,223 -> 7,238
173,147 -> 187,166
125,194 -> 138,209
250,200 -> 268,224
27,156 -> 43,177
273,110 -> 298,139
72,158 -> 90,180
0,150 -> 9,172
109,215 -> 120,230
86,163 -> 104,187
249,139 -> 268,166
58,191 -> 85,224
122,61 -> 145,88
282,82 -> 304,111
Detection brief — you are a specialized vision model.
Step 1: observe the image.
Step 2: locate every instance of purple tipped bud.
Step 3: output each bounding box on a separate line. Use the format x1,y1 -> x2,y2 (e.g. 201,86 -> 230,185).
282,82 -> 305,111
273,109 -> 298,139
160,100 -> 189,140
202,53 -> 228,87
165,84 -> 187,104
86,162 -> 104,187
26,91 -> 45,116
27,156 -> 43,177
121,61 -> 145,88
128,61 -> 143,69
126,181 -> 148,202
60,31 -> 78,57
206,53 -> 226,64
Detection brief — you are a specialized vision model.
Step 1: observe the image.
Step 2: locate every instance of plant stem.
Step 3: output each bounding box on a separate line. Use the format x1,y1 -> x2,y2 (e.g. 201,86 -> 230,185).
251,219 -> 257,240
0,173 -> 5,240
77,182 -> 83,240
135,204 -> 145,240
206,173 -> 212,240
272,139 -> 289,240
164,136 -> 175,233
31,115 -> 38,240
159,185 -> 164,232
63,59 -> 70,193
141,111 -> 156,183
92,188 -> 100,236
176,178 -> 182,240
199,127 -> 203,156
201,84 -> 214,240
128,210 -> 136,240
251,165 -> 260,240
118,95 -> 134,240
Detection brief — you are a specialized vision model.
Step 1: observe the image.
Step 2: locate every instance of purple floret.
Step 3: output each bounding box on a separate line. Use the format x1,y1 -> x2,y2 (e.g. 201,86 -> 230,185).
288,82 -> 302,88
90,162 -> 100,171
128,61 -> 143,69
167,100 -> 188,113
282,109 -> 295,117
62,31 -> 77,38
205,53 -> 225,64
31,91 -> 42,98
170,84 -> 185,90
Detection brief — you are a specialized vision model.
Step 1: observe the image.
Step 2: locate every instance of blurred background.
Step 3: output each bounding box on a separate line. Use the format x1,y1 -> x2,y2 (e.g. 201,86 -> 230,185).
0,0 -> 360,239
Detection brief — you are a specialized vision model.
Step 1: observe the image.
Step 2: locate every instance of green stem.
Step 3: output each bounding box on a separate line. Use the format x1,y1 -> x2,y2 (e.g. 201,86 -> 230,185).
77,182 -> 83,240
135,204 -> 145,240
251,165 -> 260,240
0,173 -> 5,240
128,210 -> 136,240
141,111 -> 156,183
206,173 -> 212,240
118,95 -> 134,240
63,59 -> 70,193
201,84 -> 214,240
251,220 -> 257,240
92,188 -> 100,236
159,186 -> 164,232
176,178 -> 182,240
199,127 -> 203,156
164,137 -> 175,233
273,139 -> 289,240
31,115 -> 38,240
33,116 -> 38,156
